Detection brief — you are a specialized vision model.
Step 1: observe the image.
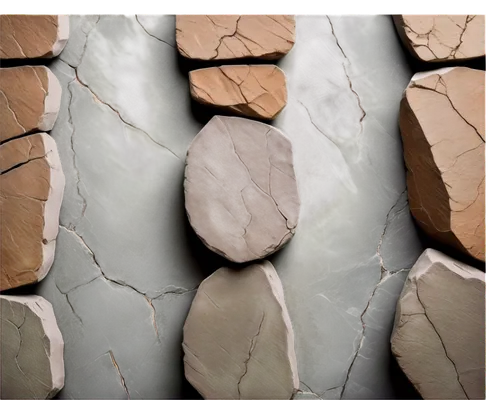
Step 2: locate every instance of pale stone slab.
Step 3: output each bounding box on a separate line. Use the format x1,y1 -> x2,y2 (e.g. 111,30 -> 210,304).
183,261 -> 299,399
1,294 -> 65,399
184,115 -> 300,263
176,15 -> 295,60
0,133 -> 65,291
0,15 -> 69,59
400,67 -> 485,262
391,248 -> 485,399
393,15 -> 485,62
189,65 -> 287,120
0,66 -> 62,142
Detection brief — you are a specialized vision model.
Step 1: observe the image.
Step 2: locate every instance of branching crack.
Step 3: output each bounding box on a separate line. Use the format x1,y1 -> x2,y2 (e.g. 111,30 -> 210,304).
415,284 -> 469,399
237,313 -> 265,397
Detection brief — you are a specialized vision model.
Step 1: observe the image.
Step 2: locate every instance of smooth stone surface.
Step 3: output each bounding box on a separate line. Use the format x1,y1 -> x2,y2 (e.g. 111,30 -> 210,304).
0,133 -> 65,291
185,115 -> 300,263
1,294 -> 65,399
0,66 -> 62,142
30,16 -> 423,399
189,65 -> 287,120
393,15 -> 485,62
176,15 -> 295,60
0,15 -> 69,59
400,67 -> 485,262
183,261 -> 299,399
391,248 -> 485,399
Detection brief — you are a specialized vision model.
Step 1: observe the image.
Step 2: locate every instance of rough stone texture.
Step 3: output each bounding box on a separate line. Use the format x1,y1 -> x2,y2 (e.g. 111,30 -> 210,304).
400,67 -> 485,262
0,66 -> 62,142
183,261 -> 299,399
393,15 -> 485,62
28,16 -> 422,399
185,116 -> 300,263
0,15 -> 69,59
176,15 -> 295,60
189,65 -> 287,120
391,248 -> 485,400
0,294 -> 65,399
0,133 -> 65,291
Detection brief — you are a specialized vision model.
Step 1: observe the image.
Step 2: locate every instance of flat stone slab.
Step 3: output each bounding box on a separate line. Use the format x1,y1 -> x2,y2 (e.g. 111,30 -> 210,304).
1,294 -> 65,399
185,115 -> 300,263
393,15 -> 485,62
400,67 -> 485,262
0,15 -> 69,59
183,261 -> 299,399
391,248 -> 485,399
189,65 -> 287,120
0,66 -> 62,142
0,133 -> 65,291
176,15 -> 295,60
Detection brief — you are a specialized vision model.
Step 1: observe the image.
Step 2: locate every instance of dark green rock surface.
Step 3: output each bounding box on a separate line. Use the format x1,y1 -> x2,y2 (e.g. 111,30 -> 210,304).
23,15 -> 423,399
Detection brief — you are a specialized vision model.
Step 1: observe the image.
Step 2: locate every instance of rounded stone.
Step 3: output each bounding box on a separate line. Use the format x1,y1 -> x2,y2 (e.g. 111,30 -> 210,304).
184,116 -> 300,263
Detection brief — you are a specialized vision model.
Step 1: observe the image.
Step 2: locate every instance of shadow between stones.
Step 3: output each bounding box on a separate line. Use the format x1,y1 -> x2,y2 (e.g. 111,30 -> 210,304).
388,354 -> 423,399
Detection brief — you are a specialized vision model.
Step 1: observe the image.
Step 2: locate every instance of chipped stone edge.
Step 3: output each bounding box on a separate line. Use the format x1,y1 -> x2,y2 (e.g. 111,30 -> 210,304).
409,67 -> 456,88
50,15 -> 70,58
1,294 -> 65,395
39,67 -> 62,132
259,260 -> 300,394
408,248 -> 485,282
38,133 -> 65,282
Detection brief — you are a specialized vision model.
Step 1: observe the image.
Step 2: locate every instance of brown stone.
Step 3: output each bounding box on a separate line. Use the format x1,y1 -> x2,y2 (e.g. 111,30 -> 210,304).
399,67 -> 485,262
391,248 -> 485,400
393,15 -> 485,62
0,15 -> 69,59
189,65 -> 287,120
0,133 -> 65,291
184,116 -> 300,263
0,66 -> 62,142
1,294 -> 65,398
176,15 -> 295,60
183,260 -> 299,399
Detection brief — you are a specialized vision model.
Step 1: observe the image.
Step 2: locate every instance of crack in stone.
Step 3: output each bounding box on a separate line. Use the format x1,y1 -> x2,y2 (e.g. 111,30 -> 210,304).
415,283 -> 469,399
211,16 -> 242,59
326,16 -> 366,136
54,282 -> 84,324
135,15 -> 175,49
237,312 -> 265,397
0,88 -> 26,132
411,80 -> 484,143
108,350 -> 130,399
0,153 -> 48,175
59,224 -> 196,340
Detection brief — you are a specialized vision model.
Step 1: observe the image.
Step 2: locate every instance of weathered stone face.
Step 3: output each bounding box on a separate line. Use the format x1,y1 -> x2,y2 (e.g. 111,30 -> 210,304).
399,67 -> 485,262
1,295 -> 65,399
184,116 -> 300,263
0,15 -> 69,59
391,248 -> 485,400
189,65 -> 287,120
0,133 -> 65,291
176,15 -> 295,60
393,15 -> 485,62
183,261 -> 299,399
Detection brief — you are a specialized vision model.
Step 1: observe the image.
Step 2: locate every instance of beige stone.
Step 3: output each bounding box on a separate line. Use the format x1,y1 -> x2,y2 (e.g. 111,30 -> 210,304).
393,15 -> 485,62
189,65 -> 287,120
391,248 -> 485,399
183,261 -> 299,399
0,15 -> 69,59
184,116 -> 300,263
1,295 -> 65,398
400,67 -> 485,262
0,66 -> 62,142
0,133 -> 65,291
176,15 -> 295,60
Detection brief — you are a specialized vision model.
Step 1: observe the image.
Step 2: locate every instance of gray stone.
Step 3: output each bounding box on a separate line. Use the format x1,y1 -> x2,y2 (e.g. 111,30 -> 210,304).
1,295 -> 64,399
391,248 -> 485,399
183,261 -> 299,399
185,116 -> 300,263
